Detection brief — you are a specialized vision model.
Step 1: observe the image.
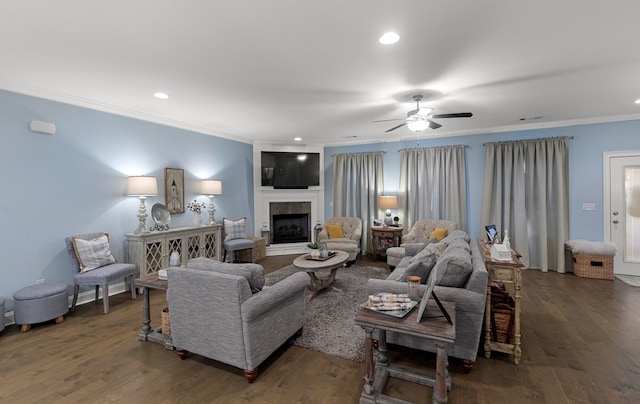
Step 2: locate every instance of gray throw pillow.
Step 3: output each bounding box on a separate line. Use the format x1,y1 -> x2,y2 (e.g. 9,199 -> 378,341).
445,238 -> 472,254
403,253 -> 437,284
442,230 -> 470,243
410,240 -> 448,263
433,248 -> 473,287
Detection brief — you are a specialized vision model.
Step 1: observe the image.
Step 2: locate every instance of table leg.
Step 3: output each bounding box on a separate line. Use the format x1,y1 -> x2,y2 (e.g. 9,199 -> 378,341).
484,284 -> 492,358
434,344 -> 448,404
138,286 -> 151,340
377,329 -> 388,365
362,327 -> 375,397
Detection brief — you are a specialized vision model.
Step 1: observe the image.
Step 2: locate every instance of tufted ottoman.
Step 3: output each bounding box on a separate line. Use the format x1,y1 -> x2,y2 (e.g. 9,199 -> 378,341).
0,297 -> 5,333
13,283 -> 69,332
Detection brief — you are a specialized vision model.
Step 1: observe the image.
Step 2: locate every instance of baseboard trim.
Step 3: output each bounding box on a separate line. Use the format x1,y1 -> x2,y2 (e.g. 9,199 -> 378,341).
2,281 -> 129,326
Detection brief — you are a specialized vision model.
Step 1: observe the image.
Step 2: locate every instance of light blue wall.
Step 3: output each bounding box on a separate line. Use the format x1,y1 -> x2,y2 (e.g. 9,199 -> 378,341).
0,90 -> 254,308
4,87 -> 640,310
324,120 -> 640,242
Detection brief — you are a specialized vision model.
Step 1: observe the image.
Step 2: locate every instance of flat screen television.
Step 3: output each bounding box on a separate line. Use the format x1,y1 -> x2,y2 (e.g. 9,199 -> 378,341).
261,151 -> 320,189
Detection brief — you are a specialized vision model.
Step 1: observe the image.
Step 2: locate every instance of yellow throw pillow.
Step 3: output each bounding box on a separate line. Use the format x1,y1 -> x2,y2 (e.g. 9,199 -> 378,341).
429,228 -> 448,241
326,224 -> 345,239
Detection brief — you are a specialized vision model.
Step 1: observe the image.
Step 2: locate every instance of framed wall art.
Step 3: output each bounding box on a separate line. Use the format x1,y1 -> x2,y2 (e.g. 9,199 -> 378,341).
165,168 -> 185,214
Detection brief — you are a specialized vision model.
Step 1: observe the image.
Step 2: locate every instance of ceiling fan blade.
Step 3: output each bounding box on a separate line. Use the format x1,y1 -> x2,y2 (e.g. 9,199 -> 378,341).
386,123 -> 407,132
372,118 -> 403,123
430,112 -> 473,119
428,120 -> 442,129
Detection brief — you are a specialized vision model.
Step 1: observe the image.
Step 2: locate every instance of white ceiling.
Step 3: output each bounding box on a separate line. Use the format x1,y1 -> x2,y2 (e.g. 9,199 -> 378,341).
3,1 -> 640,146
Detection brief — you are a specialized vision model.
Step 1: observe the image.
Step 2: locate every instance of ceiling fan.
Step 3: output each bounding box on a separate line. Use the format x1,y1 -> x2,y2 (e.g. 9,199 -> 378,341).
374,95 -> 473,132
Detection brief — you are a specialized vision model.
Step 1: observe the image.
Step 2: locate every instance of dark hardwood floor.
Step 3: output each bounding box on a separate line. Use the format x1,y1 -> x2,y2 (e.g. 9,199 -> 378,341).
1,253 -> 639,403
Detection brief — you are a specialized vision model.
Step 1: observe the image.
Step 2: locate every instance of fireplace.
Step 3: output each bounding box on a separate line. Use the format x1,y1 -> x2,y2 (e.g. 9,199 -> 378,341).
268,201 -> 312,245
272,213 -> 310,244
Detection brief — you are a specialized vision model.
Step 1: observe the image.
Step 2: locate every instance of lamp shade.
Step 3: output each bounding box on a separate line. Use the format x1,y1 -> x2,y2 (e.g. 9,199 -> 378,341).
127,176 -> 158,196
200,179 -> 222,195
378,195 -> 398,210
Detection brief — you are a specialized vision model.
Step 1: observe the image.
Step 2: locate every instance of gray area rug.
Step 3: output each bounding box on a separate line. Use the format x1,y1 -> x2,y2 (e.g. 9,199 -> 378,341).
265,264 -> 389,362
615,274 -> 640,287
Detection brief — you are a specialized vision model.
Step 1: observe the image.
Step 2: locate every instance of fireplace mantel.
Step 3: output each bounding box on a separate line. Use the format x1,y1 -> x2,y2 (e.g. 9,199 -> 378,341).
253,144 -> 325,256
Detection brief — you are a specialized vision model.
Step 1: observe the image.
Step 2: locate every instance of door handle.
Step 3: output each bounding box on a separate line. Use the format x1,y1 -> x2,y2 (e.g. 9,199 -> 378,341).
613,211 -> 619,216
613,220 -> 619,224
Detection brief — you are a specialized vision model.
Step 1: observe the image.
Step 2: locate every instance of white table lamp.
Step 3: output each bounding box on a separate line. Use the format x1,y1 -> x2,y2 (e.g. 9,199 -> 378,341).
378,195 -> 398,226
127,176 -> 158,234
200,179 -> 222,225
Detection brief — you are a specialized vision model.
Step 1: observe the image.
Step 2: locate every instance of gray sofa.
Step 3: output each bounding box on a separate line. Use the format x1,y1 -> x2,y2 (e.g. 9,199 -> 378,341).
366,231 -> 488,372
166,258 -> 308,382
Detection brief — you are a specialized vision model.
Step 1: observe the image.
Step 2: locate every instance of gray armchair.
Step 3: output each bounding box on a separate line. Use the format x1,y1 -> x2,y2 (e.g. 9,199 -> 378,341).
166,258 -> 308,382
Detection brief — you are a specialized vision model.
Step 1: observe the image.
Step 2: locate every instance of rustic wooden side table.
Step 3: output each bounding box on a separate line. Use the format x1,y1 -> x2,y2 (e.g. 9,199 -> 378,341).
480,241 -> 524,364
354,300 -> 456,404
370,225 -> 403,260
134,273 -> 173,350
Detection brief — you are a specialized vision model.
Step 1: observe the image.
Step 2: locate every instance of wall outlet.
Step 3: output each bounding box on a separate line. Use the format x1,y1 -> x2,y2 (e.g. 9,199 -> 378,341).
36,279 -> 45,285
582,203 -> 596,211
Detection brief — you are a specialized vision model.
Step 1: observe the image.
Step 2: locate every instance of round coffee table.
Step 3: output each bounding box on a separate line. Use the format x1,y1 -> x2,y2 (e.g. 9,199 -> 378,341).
293,250 -> 349,301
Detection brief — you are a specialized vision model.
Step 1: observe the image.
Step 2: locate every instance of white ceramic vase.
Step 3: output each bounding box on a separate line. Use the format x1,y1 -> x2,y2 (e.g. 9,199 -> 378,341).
192,212 -> 202,227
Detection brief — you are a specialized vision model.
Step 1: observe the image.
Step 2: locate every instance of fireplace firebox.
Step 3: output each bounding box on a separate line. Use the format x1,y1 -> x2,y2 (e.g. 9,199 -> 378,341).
272,213 -> 310,244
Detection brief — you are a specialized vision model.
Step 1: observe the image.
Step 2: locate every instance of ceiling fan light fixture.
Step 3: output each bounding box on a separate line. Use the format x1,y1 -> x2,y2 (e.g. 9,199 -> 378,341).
407,119 -> 429,132
379,32 -> 400,45
417,107 -> 433,116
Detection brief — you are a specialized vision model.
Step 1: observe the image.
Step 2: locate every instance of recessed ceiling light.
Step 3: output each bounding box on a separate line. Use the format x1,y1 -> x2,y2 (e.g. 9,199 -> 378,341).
635,99 -> 640,104
379,32 -> 400,45
154,92 -> 170,99
294,137 -> 302,141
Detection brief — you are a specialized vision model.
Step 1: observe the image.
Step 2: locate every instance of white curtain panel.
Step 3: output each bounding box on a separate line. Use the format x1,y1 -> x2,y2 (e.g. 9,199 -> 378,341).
480,137 -> 569,271
332,152 -> 384,254
399,145 -> 468,232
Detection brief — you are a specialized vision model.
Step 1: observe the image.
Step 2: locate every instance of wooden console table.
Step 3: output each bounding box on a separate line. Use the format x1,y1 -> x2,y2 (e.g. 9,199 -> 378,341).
370,225 -> 403,260
354,300 -> 456,404
480,241 -> 524,364
126,225 -> 221,277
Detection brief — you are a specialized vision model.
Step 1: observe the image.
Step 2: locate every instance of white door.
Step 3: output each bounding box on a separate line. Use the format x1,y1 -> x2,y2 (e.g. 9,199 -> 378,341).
605,152 -> 640,275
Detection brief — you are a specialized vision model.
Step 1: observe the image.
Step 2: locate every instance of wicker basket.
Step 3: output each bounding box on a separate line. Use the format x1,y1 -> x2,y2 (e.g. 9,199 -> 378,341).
161,307 -> 171,336
572,252 -> 614,280
491,303 -> 515,344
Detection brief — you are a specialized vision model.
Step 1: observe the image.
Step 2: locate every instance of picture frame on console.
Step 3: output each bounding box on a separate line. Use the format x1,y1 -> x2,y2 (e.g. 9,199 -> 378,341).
165,168 -> 185,214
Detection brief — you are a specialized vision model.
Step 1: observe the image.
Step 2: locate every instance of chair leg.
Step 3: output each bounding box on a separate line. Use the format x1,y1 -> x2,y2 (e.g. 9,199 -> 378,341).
71,284 -> 80,311
223,250 -> 227,262
130,275 -> 137,300
95,285 -> 100,302
102,284 -> 109,314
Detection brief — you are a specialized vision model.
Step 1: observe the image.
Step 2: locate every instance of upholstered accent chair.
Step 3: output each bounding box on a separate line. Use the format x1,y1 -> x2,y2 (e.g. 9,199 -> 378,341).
222,217 -> 255,262
386,219 -> 457,268
317,216 -> 362,266
64,233 -> 137,314
166,258 -> 308,382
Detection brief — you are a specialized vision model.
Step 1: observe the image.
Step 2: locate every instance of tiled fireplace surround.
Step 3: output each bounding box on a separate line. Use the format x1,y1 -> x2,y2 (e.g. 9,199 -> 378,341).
254,189 -> 323,256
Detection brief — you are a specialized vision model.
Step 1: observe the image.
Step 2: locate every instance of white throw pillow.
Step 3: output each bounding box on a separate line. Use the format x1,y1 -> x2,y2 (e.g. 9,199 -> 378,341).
72,234 -> 116,272
223,217 -> 247,241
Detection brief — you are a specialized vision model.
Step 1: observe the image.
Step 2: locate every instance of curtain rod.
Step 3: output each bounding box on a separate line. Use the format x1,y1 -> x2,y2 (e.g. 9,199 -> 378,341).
331,151 -> 386,157
483,135 -> 574,146
398,144 -> 468,152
